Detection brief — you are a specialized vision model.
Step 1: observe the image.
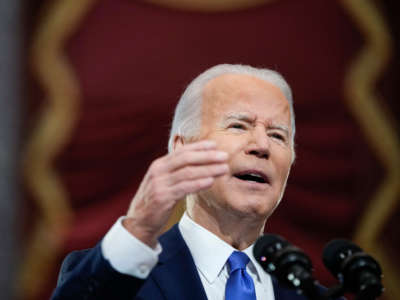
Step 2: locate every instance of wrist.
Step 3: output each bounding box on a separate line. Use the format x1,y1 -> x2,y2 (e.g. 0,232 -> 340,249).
122,217 -> 158,249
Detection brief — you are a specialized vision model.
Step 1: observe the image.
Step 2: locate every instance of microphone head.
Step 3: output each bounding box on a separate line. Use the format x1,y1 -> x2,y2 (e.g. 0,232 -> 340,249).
322,239 -> 383,297
253,234 -> 312,274
322,239 -> 361,277
253,234 -> 289,265
254,234 -> 315,293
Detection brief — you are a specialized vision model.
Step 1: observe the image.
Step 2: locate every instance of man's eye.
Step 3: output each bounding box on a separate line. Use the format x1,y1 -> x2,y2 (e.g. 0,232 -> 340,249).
271,133 -> 285,141
230,123 -> 245,130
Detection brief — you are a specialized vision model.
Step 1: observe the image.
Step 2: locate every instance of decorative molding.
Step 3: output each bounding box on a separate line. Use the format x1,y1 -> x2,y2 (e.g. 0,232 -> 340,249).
141,0 -> 276,12
341,0 -> 399,299
19,0 -> 97,299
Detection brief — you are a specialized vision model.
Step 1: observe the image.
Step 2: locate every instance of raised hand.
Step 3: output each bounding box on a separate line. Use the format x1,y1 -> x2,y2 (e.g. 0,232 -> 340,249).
123,140 -> 229,247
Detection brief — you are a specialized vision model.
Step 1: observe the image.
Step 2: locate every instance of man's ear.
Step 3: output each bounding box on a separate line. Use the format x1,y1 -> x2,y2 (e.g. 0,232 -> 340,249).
172,135 -> 185,151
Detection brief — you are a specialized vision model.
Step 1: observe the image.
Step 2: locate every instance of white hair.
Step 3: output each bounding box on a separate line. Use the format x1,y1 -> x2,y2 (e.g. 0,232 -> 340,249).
168,64 -> 296,159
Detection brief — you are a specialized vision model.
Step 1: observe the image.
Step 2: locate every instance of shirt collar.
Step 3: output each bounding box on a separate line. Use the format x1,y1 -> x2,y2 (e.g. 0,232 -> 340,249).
178,212 -> 265,285
243,244 -> 264,284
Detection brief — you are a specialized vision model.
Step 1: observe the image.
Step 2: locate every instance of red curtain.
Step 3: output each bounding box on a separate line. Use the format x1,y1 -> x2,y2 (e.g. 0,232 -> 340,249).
24,0 -> 400,299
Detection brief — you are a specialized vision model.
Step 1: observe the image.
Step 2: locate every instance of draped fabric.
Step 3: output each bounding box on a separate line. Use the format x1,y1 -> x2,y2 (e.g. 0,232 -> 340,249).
23,0 -> 400,299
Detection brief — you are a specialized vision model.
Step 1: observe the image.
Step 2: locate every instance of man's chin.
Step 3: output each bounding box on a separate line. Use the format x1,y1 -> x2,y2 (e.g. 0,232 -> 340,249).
225,200 -> 276,221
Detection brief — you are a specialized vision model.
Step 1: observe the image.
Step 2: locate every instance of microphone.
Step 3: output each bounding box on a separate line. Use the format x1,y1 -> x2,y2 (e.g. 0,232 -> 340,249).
322,239 -> 384,300
254,234 -> 325,300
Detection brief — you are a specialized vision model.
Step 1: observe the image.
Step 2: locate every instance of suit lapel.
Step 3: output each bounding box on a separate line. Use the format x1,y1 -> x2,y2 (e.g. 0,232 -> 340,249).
149,225 -> 309,300
272,276 -> 284,299
150,224 -> 208,300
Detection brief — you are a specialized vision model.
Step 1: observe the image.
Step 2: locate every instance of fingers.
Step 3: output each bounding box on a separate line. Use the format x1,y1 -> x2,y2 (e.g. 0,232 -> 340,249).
161,140 -> 228,172
167,163 -> 229,185
150,139 -> 229,196
170,177 -> 215,200
167,150 -> 228,171
179,139 -> 216,151
124,140 -> 226,245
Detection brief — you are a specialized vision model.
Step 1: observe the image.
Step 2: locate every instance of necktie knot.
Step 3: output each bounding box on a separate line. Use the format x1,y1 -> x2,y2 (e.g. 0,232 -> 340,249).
225,251 -> 256,300
228,251 -> 250,273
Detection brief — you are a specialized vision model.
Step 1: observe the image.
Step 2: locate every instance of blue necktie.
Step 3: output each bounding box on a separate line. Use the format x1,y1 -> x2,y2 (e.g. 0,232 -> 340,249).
225,251 -> 256,300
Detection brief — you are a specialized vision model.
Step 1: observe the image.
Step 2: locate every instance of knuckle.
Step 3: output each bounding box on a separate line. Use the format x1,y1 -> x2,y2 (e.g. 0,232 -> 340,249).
200,178 -> 213,188
190,182 -> 203,192
182,166 -> 195,179
174,147 -> 184,155
180,152 -> 192,165
172,182 -> 188,197
194,180 -> 205,189
176,182 -> 189,196
150,158 -> 162,171
205,165 -> 214,174
150,187 -> 164,203
147,169 -> 156,181
149,159 -> 164,177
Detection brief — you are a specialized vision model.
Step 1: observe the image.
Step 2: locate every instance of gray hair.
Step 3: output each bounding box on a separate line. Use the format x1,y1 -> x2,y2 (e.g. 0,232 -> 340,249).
168,64 -> 295,159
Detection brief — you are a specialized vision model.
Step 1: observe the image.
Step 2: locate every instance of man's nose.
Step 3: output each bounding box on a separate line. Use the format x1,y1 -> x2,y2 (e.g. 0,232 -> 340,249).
245,127 -> 270,159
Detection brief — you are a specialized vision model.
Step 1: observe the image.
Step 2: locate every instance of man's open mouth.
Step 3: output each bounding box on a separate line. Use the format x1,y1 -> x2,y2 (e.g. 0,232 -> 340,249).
233,171 -> 268,184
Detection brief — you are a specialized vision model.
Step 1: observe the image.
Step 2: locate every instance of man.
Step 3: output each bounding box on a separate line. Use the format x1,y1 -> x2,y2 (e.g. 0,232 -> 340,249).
51,64 -> 314,300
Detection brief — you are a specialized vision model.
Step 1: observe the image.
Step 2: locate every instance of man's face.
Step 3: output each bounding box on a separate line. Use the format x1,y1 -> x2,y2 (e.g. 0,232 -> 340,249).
196,73 -> 293,221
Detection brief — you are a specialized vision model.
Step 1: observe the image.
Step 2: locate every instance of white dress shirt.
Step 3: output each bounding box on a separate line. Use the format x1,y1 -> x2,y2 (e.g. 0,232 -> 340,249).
102,216 -> 162,278
179,212 -> 275,300
102,213 -> 275,299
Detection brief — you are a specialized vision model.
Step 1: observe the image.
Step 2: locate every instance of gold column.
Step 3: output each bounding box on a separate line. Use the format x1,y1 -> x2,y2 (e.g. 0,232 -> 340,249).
341,1 -> 399,299
19,0 -> 97,299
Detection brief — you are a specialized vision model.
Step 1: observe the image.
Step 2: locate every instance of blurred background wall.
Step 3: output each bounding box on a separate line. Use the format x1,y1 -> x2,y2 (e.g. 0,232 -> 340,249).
5,0 -> 399,299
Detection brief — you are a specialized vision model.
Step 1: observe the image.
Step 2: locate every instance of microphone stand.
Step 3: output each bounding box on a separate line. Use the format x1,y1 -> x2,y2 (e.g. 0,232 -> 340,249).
322,284 -> 345,299
283,264 -> 332,300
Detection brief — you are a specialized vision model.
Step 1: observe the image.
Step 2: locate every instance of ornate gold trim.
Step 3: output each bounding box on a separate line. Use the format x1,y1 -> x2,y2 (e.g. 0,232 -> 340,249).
142,0 -> 276,12
341,1 -> 399,299
19,0 -> 97,299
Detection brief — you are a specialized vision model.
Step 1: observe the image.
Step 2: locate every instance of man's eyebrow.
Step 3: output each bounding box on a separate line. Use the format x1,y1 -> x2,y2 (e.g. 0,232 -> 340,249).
269,124 -> 290,135
222,113 -> 290,135
224,112 -> 255,122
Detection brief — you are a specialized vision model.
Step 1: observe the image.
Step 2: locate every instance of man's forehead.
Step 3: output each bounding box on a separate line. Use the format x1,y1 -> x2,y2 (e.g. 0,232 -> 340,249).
202,73 -> 289,116
202,74 -> 291,131
204,73 -> 284,97
202,73 -> 289,114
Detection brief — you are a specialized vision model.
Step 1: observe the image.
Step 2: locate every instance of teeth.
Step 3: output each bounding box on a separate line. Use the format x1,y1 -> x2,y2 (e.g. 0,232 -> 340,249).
249,173 -> 262,178
235,173 -> 266,183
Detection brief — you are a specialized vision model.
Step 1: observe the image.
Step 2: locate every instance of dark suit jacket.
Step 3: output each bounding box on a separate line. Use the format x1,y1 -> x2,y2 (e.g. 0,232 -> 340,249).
51,224 -> 320,300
